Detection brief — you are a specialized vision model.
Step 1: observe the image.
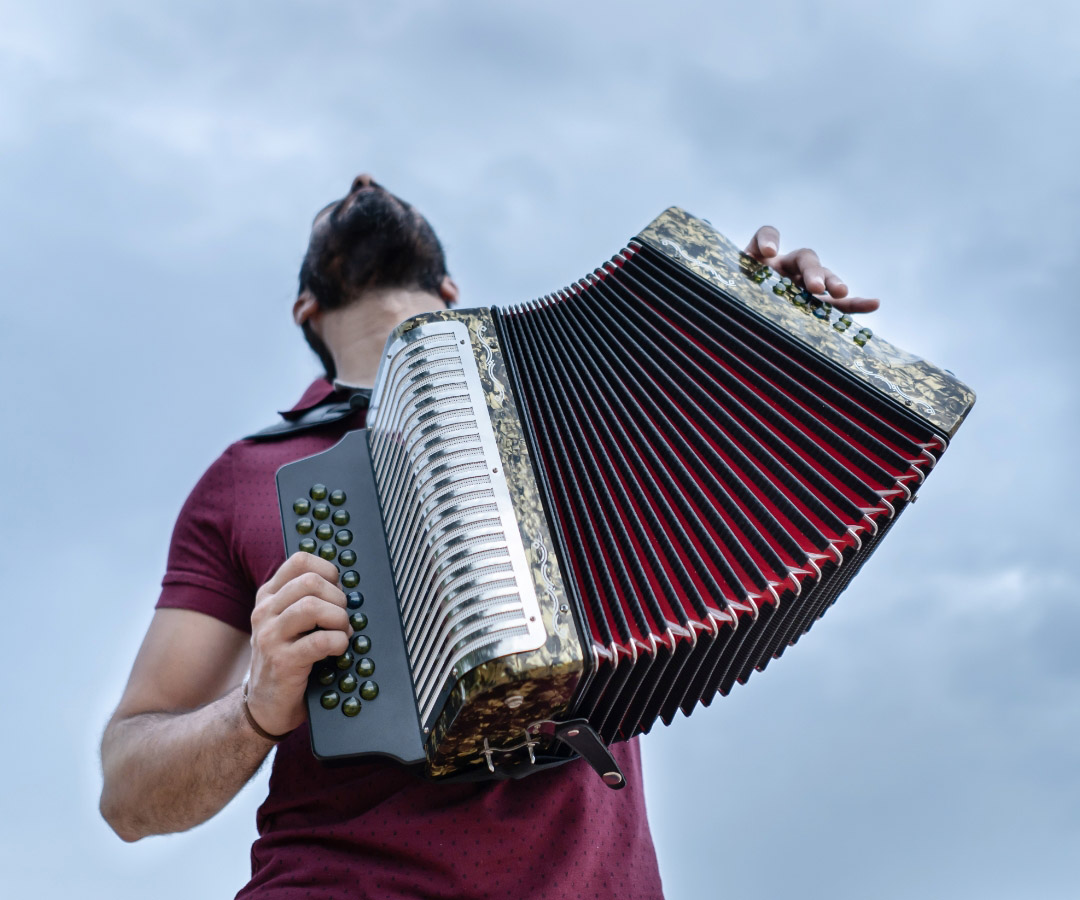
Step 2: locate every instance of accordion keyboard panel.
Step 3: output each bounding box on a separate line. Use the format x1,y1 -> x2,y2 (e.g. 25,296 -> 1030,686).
367,320 -> 547,730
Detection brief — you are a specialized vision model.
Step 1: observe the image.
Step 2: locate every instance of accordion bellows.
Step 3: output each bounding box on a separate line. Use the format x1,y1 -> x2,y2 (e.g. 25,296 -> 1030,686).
277,208 -> 975,783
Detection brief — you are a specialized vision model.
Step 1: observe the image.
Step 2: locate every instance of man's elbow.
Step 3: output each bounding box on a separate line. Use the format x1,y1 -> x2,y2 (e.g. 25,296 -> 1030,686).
99,784 -> 147,843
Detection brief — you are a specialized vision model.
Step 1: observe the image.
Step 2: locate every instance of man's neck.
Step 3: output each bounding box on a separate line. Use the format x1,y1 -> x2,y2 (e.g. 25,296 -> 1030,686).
322,288 -> 449,387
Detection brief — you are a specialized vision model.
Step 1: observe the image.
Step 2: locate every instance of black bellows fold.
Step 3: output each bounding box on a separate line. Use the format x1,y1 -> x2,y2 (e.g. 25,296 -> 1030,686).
494,243 -> 941,747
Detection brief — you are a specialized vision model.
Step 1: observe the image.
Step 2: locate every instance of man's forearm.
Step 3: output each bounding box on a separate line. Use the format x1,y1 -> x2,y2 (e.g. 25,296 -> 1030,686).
100,685 -> 274,842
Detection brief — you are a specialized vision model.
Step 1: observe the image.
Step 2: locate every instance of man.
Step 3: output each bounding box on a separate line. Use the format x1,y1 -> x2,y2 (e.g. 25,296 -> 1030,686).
99,174 -> 878,898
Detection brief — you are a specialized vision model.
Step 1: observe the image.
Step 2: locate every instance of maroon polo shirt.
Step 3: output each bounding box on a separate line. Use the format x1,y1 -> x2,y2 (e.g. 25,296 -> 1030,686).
157,379 -> 665,900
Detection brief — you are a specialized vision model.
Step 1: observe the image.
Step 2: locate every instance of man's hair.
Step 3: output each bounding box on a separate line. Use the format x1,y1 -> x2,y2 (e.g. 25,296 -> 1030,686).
298,186 -> 449,379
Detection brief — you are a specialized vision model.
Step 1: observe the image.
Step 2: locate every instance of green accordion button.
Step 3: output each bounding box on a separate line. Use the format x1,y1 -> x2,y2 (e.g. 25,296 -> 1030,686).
332,509 -> 350,526
329,490 -> 346,506
342,697 -> 361,717
320,690 -> 340,710
298,538 -> 317,554
315,523 -> 333,541
350,612 -> 368,631
338,673 -> 358,693
339,549 -> 357,567
318,543 -> 336,561
359,680 -> 379,701
312,503 -> 331,520
335,529 -> 353,547
341,570 -> 360,588
316,666 -> 336,686
335,651 -> 354,670
346,590 -> 363,609
352,634 -> 371,654
295,518 -> 314,535
309,484 -> 328,501
292,498 -> 311,516
356,657 -> 375,677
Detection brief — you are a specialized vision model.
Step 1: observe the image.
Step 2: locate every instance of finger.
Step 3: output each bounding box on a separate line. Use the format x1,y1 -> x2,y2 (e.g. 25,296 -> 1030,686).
788,248 -> 822,286
258,551 -> 341,599
291,628 -> 352,666
823,271 -> 848,299
745,225 -> 780,261
274,594 -> 353,641
800,264 -> 831,295
830,296 -> 880,313
261,569 -> 347,619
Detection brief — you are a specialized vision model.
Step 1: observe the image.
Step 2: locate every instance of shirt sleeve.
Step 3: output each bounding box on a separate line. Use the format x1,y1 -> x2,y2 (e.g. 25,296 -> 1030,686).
156,445 -> 256,633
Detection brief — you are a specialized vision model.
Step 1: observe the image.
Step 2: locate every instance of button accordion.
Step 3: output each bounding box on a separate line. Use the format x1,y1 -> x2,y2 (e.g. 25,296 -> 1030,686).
276,207 -> 975,788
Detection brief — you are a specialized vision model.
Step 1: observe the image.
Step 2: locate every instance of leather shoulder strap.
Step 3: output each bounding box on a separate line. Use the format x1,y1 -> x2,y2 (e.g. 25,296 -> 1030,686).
244,389 -> 371,442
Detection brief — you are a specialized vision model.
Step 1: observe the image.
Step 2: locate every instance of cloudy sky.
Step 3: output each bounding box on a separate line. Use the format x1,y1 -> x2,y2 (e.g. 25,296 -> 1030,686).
1,1 -> 1077,897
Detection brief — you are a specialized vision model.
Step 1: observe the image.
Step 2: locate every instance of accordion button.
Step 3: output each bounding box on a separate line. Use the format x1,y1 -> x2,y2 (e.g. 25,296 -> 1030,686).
342,697 -> 361,717
318,543 -> 336,561
335,529 -> 353,547
350,612 -> 368,632
296,518 -> 314,535
298,538 -> 317,554
312,503 -> 331,520
315,523 -> 333,541
320,691 -> 340,710
338,673 -> 358,693
341,570 -> 360,589
335,651 -> 354,670
316,666 -> 336,686
329,490 -> 346,506
339,549 -> 357,567
352,634 -> 371,655
359,680 -> 379,701
356,657 -> 375,677
346,591 -> 364,609
332,509 -> 350,526
292,498 -> 311,516
309,484 -> 328,501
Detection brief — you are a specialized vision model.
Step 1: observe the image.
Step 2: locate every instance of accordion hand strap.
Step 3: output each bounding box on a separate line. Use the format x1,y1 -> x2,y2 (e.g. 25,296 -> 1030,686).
535,719 -> 626,790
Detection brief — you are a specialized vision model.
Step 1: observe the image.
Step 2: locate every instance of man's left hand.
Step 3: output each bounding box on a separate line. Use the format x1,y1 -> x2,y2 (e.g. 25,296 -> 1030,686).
745,226 -> 880,314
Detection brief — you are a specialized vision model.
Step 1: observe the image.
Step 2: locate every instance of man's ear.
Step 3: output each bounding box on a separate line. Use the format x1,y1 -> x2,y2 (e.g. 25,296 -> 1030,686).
438,276 -> 460,308
293,290 -> 321,326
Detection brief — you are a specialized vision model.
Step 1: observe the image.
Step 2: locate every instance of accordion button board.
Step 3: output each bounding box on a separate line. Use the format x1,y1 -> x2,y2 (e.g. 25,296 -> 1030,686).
276,429 -> 425,765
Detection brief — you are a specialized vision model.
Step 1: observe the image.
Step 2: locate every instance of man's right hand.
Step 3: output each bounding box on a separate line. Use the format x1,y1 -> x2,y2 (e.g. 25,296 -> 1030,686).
245,552 -> 353,738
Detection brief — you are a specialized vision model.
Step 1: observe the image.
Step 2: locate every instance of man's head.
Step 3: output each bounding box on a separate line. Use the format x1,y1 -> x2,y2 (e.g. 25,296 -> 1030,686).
294,175 -> 457,379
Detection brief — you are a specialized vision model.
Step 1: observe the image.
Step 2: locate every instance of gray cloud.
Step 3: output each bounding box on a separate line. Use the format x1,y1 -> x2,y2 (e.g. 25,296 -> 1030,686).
2,1 -> 1077,897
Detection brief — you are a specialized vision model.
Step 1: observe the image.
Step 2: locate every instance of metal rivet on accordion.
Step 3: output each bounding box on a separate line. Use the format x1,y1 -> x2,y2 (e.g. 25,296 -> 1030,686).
356,657 -> 375,677
298,538 -> 317,554
342,697 -> 361,717
566,728 -> 580,737
309,484 -> 327,501
320,691 -> 339,710
318,543 -> 336,561
339,549 -> 357,566
338,673 -> 357,693
359,680 -> 379,701
329,489 -> 346,506
315,523 -> 333,541
292,498 -> 310,515
346,591 -> 363,609
312,503 -> 330,520
295,517 -> 314,534
505,695 -> 523,709
352,634 -> 371,654
332,509 -> 349,526
335,529 -> 353,546
602,772 -> 624,787
335,651 -> 354,670
341,570 -> 360,588
349,612 -> 367,632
